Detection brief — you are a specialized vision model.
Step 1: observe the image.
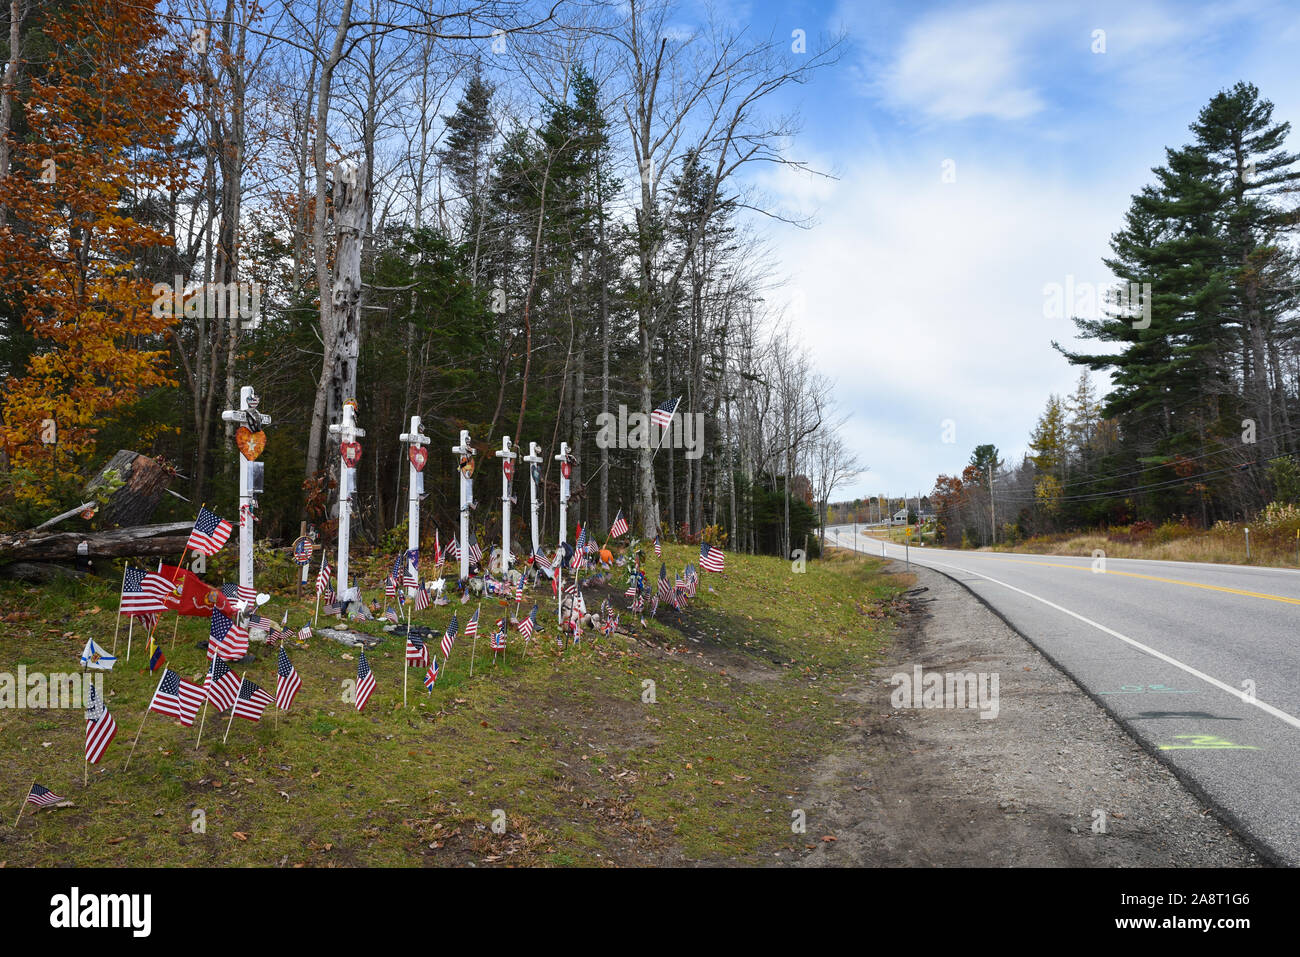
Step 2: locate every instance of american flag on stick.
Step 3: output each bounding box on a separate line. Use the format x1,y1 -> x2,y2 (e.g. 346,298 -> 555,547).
208,606 -> 249,661
609,509 -> 629,539
275,647 -> 301,711
186,506 -> 233,556
84,684 -> 117,764
204,657 -> 241,712
316,559 -> 334,598
355,651 -> 376,712
517,603 -> 537,640
700,542 -> 725,573
232,678 -> 274,722
25,783 -> 62,808
120,566 -> 173,616
650,396 -> 680,429
441,612 -> 460,660
414,582 -> 430,611
407,634 -> 428,667
653,533 -> 662,557
149,669 -> 204,726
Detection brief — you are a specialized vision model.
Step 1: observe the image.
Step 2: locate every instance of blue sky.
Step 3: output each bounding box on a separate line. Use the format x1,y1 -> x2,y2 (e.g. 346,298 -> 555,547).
718,0 -> 1300,499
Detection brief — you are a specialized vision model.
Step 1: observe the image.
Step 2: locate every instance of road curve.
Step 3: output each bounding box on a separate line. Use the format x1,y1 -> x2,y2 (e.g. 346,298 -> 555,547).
826,525 -> 1300,866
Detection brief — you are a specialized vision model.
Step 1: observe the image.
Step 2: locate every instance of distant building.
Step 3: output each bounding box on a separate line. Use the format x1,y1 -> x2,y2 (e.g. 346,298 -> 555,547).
893,508 -> 908,525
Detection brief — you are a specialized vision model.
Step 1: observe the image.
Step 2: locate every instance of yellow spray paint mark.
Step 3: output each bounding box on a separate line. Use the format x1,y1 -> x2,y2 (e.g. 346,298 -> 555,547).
1158,734 -> 1259,751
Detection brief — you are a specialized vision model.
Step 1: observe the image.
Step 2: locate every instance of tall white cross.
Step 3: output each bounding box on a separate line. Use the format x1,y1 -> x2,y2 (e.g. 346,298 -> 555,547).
523,442 -> 543,559
399,415 -> 430,595
452,429 -> 474,580
555,441 -> 571,545
327,401 -> 365,601
495,435 -> 517,577
220,386 -> 270,610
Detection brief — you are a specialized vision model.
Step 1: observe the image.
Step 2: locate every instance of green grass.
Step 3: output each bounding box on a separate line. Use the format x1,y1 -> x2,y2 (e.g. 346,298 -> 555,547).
0,546 -> 907,866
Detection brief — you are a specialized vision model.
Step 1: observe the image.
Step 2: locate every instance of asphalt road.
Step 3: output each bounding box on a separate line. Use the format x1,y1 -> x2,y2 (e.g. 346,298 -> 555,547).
826,525 -> 1300,866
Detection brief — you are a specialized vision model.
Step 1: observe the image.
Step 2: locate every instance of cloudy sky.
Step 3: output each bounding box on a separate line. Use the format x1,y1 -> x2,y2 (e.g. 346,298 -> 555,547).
728,0 -> 1300,499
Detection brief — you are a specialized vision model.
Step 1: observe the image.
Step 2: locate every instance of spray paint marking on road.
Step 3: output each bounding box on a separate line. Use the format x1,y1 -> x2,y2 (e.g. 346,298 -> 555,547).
1159,734 -> 1260,751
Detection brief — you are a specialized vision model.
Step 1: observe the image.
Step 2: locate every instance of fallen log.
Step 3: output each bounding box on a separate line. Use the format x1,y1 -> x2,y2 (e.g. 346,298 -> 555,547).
84,450 -> 174,528
0,521 -> 193,563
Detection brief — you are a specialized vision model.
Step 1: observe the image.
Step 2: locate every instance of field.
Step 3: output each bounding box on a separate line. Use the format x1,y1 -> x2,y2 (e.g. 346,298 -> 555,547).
0,546 -> 907,866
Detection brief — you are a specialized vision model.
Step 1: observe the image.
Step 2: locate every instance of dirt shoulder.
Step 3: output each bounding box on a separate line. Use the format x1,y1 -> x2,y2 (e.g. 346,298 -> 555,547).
794,560 -> 1261,867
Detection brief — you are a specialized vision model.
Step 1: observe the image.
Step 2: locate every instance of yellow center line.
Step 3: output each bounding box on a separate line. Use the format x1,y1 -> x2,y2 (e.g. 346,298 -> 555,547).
920,550 -> 1300,607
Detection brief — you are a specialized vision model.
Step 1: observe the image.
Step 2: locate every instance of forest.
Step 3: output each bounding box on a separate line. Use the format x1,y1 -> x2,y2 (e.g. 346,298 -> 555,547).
0,0 -> 863,560
925,83 -> 1300,548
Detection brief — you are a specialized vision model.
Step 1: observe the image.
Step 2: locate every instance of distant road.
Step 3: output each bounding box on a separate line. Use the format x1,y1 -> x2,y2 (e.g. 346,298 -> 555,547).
826,525 -> 1300,866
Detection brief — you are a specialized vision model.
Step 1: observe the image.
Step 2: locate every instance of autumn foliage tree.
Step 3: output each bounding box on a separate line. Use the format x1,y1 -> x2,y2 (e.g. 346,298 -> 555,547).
0,0 -> 187,514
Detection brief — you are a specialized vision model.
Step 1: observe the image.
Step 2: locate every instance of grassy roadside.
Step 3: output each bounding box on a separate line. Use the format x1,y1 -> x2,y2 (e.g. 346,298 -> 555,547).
0,546 -> 908,866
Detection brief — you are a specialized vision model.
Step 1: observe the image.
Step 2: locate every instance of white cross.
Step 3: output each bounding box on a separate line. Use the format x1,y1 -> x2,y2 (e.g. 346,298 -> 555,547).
327,402 -> 365,601
523,441 -> 543,559
451,429 -> 474,580
495,435 -> 517,575
555,442 -> 571,544
219,386 -> 271,617
399,416 -> 430,594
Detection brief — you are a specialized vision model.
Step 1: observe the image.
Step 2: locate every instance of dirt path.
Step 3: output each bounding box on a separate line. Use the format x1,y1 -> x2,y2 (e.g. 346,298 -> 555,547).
793,561 -> 1261,867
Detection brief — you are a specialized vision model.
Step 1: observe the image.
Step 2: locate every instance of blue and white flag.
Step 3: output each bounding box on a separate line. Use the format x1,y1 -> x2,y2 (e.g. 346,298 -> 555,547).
79,638 -> 117,671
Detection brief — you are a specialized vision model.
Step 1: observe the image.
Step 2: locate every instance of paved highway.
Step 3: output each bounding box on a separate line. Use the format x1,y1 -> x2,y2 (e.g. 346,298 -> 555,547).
826,525 -> 1300,866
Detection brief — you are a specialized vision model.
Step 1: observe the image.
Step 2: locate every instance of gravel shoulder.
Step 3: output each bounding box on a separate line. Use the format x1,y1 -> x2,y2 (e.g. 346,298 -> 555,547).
797,560 -> 1262,867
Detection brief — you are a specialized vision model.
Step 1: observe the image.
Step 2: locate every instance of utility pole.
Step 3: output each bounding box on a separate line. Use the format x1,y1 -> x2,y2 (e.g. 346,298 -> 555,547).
988,462 -> 996,546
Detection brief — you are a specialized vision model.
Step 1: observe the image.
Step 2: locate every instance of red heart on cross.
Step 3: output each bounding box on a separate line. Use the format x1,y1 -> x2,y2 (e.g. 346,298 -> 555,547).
561,462 -> 571,479
341,441 -> 362,469
409,445 -> 428,471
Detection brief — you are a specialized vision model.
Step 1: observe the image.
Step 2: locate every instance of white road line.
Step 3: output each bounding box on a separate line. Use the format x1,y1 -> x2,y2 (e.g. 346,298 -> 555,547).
863,536 -> 1300,733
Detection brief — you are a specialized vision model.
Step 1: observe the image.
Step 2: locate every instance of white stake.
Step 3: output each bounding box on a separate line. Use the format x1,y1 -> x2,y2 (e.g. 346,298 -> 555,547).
523,442 -> 543,561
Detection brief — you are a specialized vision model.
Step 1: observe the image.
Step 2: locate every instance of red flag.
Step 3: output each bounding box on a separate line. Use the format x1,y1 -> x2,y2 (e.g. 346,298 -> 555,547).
158,564 -> 229,617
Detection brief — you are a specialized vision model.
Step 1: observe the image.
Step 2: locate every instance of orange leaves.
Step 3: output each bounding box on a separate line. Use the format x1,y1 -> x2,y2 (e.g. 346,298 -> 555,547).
0,0 -> 189,508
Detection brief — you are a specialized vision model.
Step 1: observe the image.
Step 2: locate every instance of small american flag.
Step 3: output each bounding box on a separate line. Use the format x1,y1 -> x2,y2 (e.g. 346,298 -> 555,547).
532,548 -> 552,575
406,634 -> 428,667
463,607 -> 478,640
441,612 -> 460,659
657,563 -> 674,603
316,559 -> 333,598
204,657 -> 241,712
517,603 -> 537,639
433,529 -> 443,565
403,549 -> 420,587
490,626 -> 506,652
209,606 -> 249,661
653,533 -> 661,557
609,509 -> 629,538
149,669 -> 204,726
700,542 -> 725,572
120,566 -> 173,616
467,530 -> 483,568
355,651 -> 376,711
232,678 -> 273,722
446,537 -> 459,561
514,579 -> 524,602
268,610 -> 294,646
383,606 -> 399,624
414,583 -> 430,611
297,624 -> 312,642
275,647 -> 301,711
631,592 -> 643,613
25,784 -> 62,808
650,396 -> 680,429
84,684 -> 117,764
187,506 -> 233,556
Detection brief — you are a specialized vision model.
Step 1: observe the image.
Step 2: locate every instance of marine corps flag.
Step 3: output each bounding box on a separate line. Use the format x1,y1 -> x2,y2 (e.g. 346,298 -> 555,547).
158,564 -> 220,617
